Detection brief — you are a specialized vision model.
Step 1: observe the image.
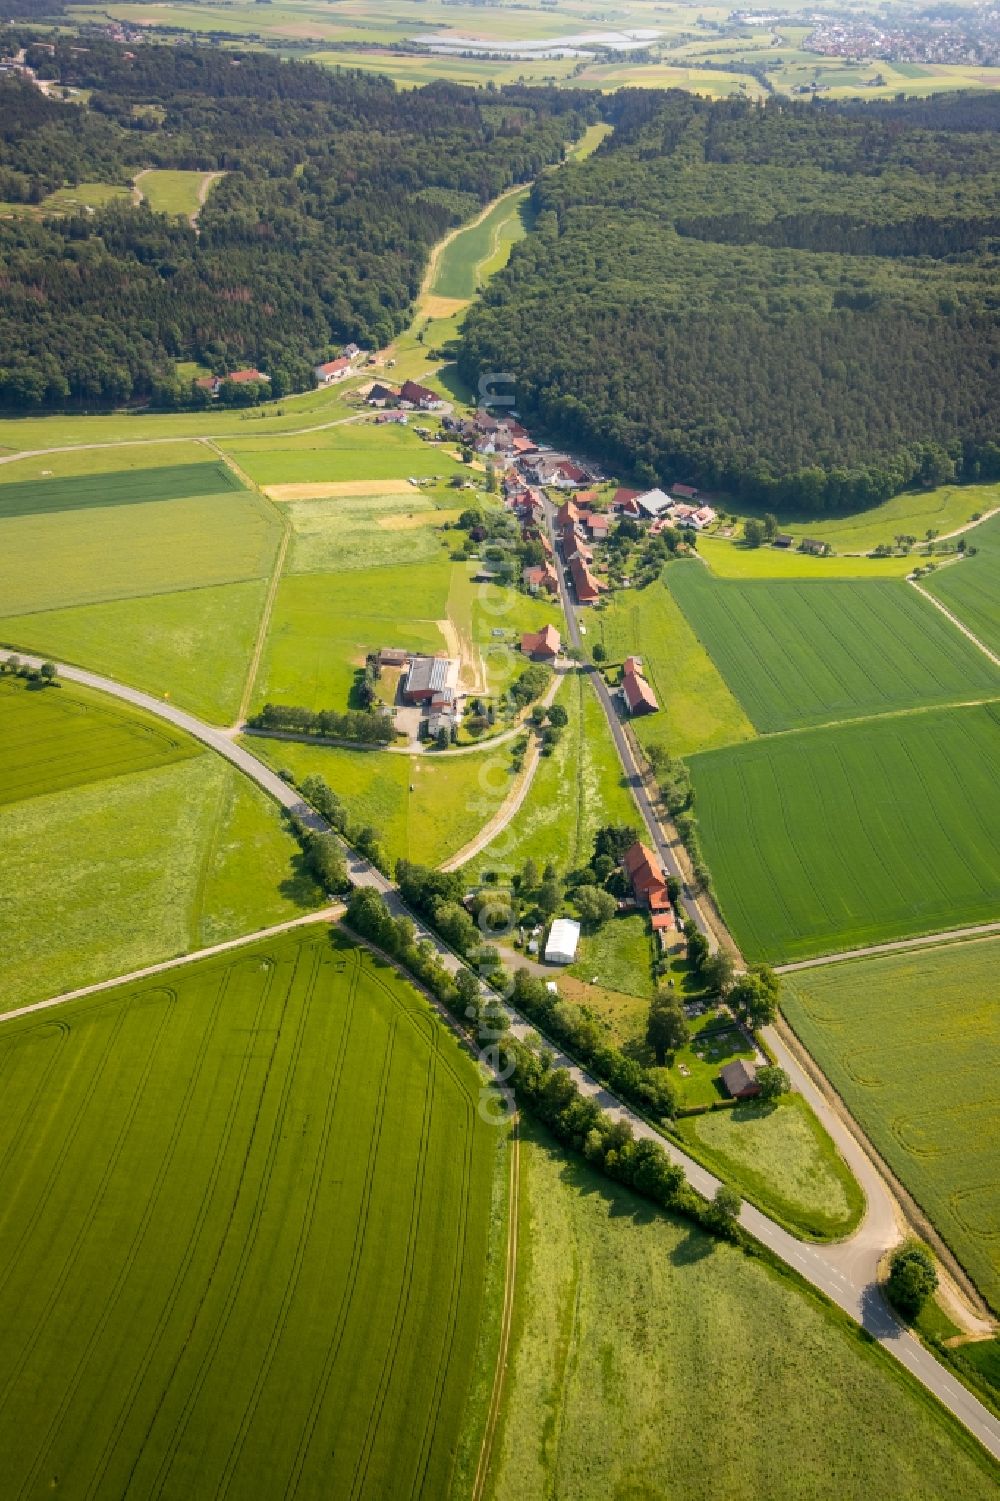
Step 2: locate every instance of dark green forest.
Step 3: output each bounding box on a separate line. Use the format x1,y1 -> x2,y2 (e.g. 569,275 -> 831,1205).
459,90 -> 1000,512
0,34 -> 593,407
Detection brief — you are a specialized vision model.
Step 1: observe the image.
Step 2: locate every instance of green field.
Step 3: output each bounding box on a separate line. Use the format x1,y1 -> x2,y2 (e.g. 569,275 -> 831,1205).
689,703 -> 1000,961
470,673 -> 638,882
0,680 -> 321,1006
0,579 -> 269,724
667,565 -> 1000,733
0,928 -> 506,1498
783,939 -> 1000,1311
927,510 -> 1000,659
0,456 -> 279,615
284,491 -> 458,574
698,536 -> 914,580
253,564 -> 451,714
596,573 -> 756,756
568,911 -> 655,998
485,1121 -> 1000,1501
0,674 -> 198,804
430,189 -> 531,301
245,734 -> 514,870
738,482 -> 999,555
137,168 -> 221,218
222,422 -> 465,488
675,1093 -> 865,1241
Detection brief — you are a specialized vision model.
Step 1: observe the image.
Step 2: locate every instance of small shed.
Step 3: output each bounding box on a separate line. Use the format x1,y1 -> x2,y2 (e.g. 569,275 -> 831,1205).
720,1059 -> 760,1100
544,918 -> 581,965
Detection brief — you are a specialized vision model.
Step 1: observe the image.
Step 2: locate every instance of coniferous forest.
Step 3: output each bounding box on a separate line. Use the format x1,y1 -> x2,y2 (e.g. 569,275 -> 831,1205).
0,34 -> 592,407
458,90 -> 1000,513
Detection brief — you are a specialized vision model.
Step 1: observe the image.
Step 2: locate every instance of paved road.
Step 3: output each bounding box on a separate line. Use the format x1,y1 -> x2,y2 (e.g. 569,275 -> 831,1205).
11,651 -> 1000,1461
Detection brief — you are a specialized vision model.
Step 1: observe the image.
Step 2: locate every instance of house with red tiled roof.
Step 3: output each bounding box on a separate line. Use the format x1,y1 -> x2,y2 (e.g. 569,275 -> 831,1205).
622,841 -> 672,918
612,488 -> 642,510
562,525 -> 593,565
399,379 -> 444,410
523,563 -> 559,595
570,554 -> 603,604
314,356 -> 351,384
520,623 -> 561,661
196,368 -> 268,397
622,659 -> 658,716
672,483 -> 699,501
556,499 -> 580,528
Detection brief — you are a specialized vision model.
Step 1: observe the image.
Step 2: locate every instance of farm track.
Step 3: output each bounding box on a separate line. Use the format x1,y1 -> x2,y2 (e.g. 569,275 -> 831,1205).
472,1117 -> 520,1501
775,918 -> 1000,973
909,578 -> 1000,668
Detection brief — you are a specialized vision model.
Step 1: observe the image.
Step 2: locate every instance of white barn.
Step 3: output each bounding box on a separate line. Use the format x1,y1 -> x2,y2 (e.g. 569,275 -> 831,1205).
544,918 -> 581,965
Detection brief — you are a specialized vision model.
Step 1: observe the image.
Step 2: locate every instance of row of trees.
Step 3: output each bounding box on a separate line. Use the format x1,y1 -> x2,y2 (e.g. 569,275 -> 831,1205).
250,703 -> 395,745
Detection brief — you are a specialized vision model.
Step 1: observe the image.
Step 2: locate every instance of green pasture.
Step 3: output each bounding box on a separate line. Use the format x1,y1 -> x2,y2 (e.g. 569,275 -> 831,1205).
0,752 -> 318,1008
596,574 -> 756,756
252,564 -> 451,715
698,537 -> 913,580
430,189 -> 531,302
737,482 -> 998,555
675,1094 -> 865,1242
568,912 -> 655,999
42,180 -> 133,213
486,1121 -> 1000,1501
0,441 -> 219,488
245,734 -> 513,870
927,510 -> 1000,658
285,492 -> 458,574
0,459 -> 279,615
0,675 -> 198,805
689,703 -> 1000,961
0,579 -> 269,724
783,938 -> 1000,1311
667,565 -> 1000,734
222,421 -> 465,487
448,565 -> 562,696
0,929 -> 504,1498
137,168 -> 221,218
470,673 -> 637,882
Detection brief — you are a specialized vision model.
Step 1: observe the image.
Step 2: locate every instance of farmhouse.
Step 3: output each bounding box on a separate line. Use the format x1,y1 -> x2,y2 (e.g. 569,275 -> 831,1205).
399,380 -> 445,411
196,368 -> 268,397
402,656 -> 460,704
367,382 -> 400,407
720,1059 -> 761,1100
520,624 -> 561,662
637,488 -> 674,519
523,562 -> 560,595
801,537 -> 829,556
314,356 -> 351,385
622,841 -> 674,932
570,555 -> 603,604
621,658 -> 658,716
545,917 -> 581,965
683,505 -> 717,530
774,532 -> 793,548
612,488 -> 642,510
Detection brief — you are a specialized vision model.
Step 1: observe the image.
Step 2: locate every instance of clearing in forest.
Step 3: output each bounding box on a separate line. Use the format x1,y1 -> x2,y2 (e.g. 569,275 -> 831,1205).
0,930 -> 505,1499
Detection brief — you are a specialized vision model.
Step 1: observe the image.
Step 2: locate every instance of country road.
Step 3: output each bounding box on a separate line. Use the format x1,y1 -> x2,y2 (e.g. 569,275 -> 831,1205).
11,651 -> 1000,1457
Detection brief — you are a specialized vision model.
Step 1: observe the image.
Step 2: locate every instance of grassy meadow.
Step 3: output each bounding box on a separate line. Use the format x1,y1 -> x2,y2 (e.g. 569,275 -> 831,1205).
283,490 -> 458,574
137,168 -> 221,218
245,734 -> 516,870
595,573 -> 756,756
736,481 -> 998,555
689,703 -> 1000,961
674,1094 -> 865,1241
0,579 -> 269,724
667,565 -> 1000,733
782,939 -> 1000,1311
698,537 -> 914,580
469,673 -> 638,882
222,420 -> 466,487
0,929 -> 506,1499
485,1121 -> 1000,1501
927,509 -> 1000,658
568,911 -> 655,998
430,189 -> 531,301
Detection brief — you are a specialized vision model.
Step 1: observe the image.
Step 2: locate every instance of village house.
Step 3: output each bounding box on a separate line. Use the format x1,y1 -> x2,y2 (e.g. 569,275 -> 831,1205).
612,488 -> 642,510
622,840 -> 675,933
399,379 -> 445,411
195,368 -> 268,397
374,410 -> 408,425
720,1059 -> 761,1100
562,526 -> 594,565
774,532 -> 794,548
520,623 -> 561,662
367,382 -> 400,407
801,537 -> 830,556
584,512 -> 610,541
556,499 -> 581,528
677,504 -> 717,531
314,356 -> 352,385
569,554 -> 604,604
523,562 -> 559,595
402,656 -> 460,704
621,657 -> 658,716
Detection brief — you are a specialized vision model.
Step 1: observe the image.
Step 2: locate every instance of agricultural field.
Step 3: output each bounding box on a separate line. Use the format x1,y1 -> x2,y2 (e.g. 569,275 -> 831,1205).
0,579 -> 269,725
485,1121 -> 1000,1501
429,189 -> 531,302
689,703 -> 1000,961
245,734 -> 515,870
698,536 -> 914,580
221,420 -> 466,488
667,565 -> 1000,733
469,673 -> 638,882
674,1094 -> 865,1241
0,929 -> 507,1499
782,938 -> 1000,1311
0,678 -> 319,1007
282,490 -> 459,574
252,563 -> 452,714
568,912 -> 655,999
137,168 -> 222,219
595,573 -> 756,756
737,482 -> 998,556
927,510 -> 1000,659
0,453 -> 279,615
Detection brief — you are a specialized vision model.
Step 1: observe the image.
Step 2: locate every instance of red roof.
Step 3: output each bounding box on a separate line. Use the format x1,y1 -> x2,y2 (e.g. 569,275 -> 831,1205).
576,490 -> 598,507
227,368 -> 267,384
570,555 -> 602,602
623,841 -> 668,904
651,909 -> 677,931
613,488 -> 642,508
622,666 -> 658,715
556,500 -> 580,527
521,624 -> 561,659
558,462 -> 587,483
400,379 -> 437,404
673,483 -> 699,499
316,356 -> 350,376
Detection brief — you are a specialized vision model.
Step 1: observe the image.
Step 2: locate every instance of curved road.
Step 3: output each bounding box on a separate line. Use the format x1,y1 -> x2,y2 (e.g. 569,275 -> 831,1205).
11,651 -> 1000,1460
